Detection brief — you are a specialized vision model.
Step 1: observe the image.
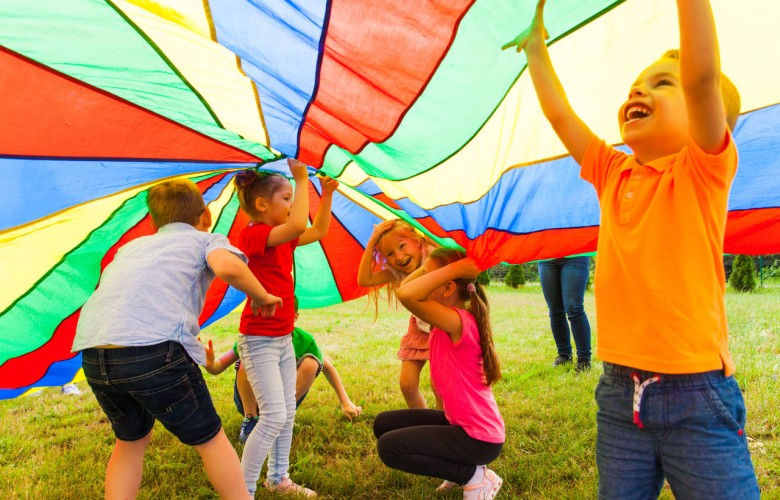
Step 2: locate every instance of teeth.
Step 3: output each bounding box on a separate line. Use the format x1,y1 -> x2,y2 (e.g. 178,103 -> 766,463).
626,105 -> 650,121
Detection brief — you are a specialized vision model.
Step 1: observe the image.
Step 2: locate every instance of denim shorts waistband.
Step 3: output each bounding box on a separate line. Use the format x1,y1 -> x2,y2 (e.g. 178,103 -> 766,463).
82,341 -> 181,364
602,362 -> 728,388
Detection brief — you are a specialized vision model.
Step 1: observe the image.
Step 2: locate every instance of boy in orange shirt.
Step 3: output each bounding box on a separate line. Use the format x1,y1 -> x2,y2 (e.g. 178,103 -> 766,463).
504,1 -> 759,497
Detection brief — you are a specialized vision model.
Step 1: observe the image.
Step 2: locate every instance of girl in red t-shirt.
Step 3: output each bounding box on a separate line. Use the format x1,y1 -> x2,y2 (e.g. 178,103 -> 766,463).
233,158 -> 338,497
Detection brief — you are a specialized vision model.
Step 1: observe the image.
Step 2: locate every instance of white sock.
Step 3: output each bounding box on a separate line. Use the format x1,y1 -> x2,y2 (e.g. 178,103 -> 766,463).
465,465 -> 486,487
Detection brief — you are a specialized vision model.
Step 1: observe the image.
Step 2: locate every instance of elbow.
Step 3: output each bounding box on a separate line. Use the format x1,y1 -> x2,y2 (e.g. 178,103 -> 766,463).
396,287 -> 412,306
290,220 -> 308,236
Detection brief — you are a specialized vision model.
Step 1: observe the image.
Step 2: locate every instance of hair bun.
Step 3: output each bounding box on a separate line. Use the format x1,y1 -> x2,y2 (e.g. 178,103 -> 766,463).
234,170 -> 257,188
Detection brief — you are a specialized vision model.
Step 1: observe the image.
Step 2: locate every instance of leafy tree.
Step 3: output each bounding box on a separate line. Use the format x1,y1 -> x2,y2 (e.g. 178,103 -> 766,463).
729,254 -> 756,292
504,264 -> 525,288
476,270 -> 491,286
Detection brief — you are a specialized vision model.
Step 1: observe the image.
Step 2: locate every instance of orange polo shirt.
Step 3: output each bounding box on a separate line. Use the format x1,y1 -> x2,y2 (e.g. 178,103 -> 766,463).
580,134 -> 737,375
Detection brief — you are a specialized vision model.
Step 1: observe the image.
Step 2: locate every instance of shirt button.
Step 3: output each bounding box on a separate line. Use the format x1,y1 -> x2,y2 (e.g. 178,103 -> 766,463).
626,192 -> 634,198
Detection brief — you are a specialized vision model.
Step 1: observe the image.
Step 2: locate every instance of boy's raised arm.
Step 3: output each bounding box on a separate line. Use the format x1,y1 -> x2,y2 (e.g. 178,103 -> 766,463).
503,0 -> 594,164
677,0 -> 728,154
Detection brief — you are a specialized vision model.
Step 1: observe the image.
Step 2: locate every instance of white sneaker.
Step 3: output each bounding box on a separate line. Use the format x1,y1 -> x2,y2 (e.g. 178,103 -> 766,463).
264,476 -> 317,497
436,480 -> 459,492
462,467 -> 502,500
61,383 -> 81,395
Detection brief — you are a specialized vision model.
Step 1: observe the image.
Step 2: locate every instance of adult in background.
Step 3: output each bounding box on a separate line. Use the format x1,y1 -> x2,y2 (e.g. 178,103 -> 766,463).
538,256 -> 592,372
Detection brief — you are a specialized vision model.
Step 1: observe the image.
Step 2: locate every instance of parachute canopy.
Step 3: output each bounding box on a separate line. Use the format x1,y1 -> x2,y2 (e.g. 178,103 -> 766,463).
1,0 -> 779,398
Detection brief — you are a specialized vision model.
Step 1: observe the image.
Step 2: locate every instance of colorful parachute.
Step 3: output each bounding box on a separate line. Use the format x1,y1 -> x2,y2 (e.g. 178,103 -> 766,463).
2,0 -> 779,398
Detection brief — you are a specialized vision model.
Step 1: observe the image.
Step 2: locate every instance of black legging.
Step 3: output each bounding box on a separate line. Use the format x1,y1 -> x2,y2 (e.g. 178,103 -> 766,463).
373,409 -> 503,485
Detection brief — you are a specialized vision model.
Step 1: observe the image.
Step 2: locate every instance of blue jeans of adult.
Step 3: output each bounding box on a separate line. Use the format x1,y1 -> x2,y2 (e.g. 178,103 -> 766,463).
538,256 -> 592,361
596,362 -> 760,499
237,334 -> 297,495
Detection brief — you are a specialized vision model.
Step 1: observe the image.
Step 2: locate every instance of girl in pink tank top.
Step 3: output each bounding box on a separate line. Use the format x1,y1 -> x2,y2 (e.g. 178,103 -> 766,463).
373,248 -> 504,499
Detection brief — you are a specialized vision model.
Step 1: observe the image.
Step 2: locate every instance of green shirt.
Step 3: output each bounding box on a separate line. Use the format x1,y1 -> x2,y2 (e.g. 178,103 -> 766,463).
233,327 -> 322,363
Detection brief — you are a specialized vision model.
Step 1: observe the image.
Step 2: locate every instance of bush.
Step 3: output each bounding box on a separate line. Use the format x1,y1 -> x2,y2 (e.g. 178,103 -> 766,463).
476,270 -> 491,286
504,264 -> 525,288
729,254 -> 756,292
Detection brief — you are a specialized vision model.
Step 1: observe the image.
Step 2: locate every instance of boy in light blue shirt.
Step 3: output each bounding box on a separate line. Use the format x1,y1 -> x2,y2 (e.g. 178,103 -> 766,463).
72,179 -> 281,499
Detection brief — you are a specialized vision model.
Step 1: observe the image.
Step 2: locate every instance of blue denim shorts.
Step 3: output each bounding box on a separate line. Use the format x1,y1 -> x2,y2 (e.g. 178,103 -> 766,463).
82,341 -> 222,446
595,362 -> 759,499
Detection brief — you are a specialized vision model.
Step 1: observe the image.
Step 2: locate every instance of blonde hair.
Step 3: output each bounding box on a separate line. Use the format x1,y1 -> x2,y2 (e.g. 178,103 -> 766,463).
367,220 -> 436,318
146,179 -> 205,228
660,49 -> 741,130
234,169 -> 290,221
427,247 -> 502,386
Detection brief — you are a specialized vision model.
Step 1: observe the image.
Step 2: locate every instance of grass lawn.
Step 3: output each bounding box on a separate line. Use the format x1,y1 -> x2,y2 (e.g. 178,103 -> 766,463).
1,284 -> 778,498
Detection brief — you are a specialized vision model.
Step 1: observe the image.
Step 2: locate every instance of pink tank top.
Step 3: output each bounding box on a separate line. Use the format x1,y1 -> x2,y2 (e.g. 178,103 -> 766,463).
429,308 -> 504,443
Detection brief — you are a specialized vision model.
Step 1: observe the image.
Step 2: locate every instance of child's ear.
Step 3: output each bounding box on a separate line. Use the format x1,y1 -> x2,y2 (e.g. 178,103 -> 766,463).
442,280 -> 456,298
194,206 -> 212,232
201,206 -> 213,229
254,197 -> 267,213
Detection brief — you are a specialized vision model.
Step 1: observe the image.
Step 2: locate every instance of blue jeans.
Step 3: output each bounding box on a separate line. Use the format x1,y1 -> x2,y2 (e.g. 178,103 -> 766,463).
596,363 -> 760,499
538,257 -> 592,360
81,341 -> 221,446
237,334 -> 297,494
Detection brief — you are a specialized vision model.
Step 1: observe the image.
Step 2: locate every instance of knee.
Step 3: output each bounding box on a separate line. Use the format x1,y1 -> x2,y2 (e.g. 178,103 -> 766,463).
258,411 -> 287,435
373,412 -> 390,439
297,357 -> 319,379
399,378 -> 420,396
375,434 -> 402,468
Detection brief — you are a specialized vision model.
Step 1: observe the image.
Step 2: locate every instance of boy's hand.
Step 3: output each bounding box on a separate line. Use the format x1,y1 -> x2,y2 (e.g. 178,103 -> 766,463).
501,0 -> 549,53
341,399 -> 362,420
287,158 -> 309,180
250,293 -> 283,317
319,176 -> 339,195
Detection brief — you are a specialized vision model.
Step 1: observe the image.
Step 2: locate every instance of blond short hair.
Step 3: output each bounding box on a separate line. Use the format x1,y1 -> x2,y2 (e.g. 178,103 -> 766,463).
147,179 -> 205,228
661,50 -> 741,130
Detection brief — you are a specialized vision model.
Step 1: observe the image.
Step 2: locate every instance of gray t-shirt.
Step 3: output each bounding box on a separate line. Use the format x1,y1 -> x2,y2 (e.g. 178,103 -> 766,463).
72,223 -> 246,365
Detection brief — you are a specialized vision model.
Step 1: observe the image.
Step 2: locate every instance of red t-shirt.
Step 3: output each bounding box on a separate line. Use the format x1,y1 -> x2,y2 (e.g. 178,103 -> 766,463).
238,223 -> 298,336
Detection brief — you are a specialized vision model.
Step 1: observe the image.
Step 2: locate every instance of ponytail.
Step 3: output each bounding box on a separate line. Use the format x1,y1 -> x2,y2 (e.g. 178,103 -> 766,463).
467,282 -> 501,386
428,248 -> 501,386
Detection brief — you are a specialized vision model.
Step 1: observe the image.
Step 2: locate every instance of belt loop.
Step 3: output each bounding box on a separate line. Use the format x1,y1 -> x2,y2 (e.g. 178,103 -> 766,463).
98,349 -> 107,377
631,372 -> 661,428
166,341 -> 175,363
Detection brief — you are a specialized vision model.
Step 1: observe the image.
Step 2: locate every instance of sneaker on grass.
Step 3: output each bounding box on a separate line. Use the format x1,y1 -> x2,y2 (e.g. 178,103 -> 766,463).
238,415 -> 258,444
61,383 -> 81,395
264,476 -> 316,497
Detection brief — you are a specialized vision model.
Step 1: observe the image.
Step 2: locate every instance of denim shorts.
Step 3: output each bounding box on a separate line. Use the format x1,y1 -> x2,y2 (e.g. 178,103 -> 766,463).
82,341 -> 222,446
595,362 -> 759,499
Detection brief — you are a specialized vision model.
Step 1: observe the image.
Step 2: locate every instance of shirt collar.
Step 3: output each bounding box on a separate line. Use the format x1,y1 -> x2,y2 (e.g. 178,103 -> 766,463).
619,151 -> 676,174
158,222 -> 198,233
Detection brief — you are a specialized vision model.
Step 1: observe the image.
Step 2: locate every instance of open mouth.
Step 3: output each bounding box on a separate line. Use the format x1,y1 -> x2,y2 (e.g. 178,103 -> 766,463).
625,104 -> 651,123
398,257 -> 412,268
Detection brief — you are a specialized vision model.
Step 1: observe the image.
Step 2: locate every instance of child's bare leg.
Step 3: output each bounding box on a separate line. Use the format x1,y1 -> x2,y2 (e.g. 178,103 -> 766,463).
105,431 -> 152,500
194,428 -> 250,500
236,363 -> 257,417
399,359 -> 427,409
296,357 -> 319,401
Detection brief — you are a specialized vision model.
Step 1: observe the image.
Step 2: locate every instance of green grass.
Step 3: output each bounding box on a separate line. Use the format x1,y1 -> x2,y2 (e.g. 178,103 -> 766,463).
1,284 -> 778,498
